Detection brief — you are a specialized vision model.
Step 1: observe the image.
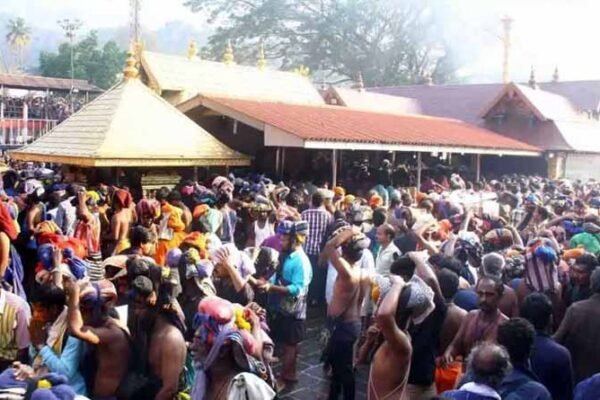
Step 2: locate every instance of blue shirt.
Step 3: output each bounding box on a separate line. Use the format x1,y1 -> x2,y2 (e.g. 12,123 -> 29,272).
531,333 -> 574,400
36,336 -> 87,395
274,249 -> 312,297
500,365 -> 551,400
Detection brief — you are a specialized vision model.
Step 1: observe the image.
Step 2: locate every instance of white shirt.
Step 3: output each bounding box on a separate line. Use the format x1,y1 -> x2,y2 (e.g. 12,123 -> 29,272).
375,242 -> 401,276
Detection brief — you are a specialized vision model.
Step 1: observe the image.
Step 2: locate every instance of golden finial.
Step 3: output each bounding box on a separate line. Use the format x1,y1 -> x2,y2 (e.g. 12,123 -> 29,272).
257,44 -> 267,70
187,39 -> 198,60
293,65 -> 310,77
553,66 -> 559,83
353,72 -> 365,91
528,66 -> 538,89
223,40 -> 235,65
123,50 -> 139,80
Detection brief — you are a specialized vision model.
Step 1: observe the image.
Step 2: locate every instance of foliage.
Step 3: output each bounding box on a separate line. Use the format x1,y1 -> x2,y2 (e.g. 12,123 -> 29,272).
38,31 -> 126,89
5,17 -> 32,70
183,0 -> 459,85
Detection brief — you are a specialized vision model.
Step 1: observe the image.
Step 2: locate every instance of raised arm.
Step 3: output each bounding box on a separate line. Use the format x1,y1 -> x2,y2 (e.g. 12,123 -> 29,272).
321,227 -> 357,280
375,276 -> 411,356
64,278 -> 100,345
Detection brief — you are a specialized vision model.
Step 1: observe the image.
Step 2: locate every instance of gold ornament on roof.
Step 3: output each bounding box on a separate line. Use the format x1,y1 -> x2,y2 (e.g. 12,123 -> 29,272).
187,39 -> 198,60
293,65 -> 310,77
223,40 -> 235,65
123,50 -> 139,80
257,44 -> 267,70
528,66 -> 538,89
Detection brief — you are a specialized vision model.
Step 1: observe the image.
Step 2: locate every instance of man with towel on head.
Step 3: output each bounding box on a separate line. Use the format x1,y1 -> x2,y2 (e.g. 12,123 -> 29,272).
63,277 -> 129,400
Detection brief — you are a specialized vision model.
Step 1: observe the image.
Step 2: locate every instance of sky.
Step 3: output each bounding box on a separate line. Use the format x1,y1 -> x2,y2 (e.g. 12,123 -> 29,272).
2,0 -> 600,82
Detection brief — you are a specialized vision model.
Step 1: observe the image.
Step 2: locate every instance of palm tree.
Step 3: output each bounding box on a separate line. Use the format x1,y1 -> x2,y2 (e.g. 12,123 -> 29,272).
5,17 -> 32,72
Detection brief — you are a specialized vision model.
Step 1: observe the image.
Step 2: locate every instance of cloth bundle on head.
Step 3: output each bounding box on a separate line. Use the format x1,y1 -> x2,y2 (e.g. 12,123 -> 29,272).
113,189 -> 132,209
192,296 -> 260,400
210,243 -> 256,278
79,280 -> 117,309
276,220 -> 308,237
525,238 -> 559,292
137,198 -> 160,220
372,275 -> 434,325
192,204 -> 210,220
36,244 -> 87,281
368,194 -> 383,209
334,186 -> 345,197
583,222 -> 600,234
483,228 -> 515,251
183,232 -> 208,260
481,252 -> 506,280
212,176 -> 234,195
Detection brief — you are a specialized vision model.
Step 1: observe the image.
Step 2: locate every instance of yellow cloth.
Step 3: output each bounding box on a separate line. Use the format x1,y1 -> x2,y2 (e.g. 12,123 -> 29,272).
155,203 -> 186,266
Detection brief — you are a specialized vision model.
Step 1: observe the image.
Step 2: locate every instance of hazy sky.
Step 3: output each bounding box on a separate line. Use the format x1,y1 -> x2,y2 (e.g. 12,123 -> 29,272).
2,0 -> 600,82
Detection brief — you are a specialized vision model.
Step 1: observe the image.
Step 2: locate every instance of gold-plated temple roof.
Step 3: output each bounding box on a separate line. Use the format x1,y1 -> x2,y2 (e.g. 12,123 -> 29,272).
11,78 -> 250,167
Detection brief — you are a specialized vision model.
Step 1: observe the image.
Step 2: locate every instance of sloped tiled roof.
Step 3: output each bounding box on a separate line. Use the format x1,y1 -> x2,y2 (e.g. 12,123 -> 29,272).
371,80 -> 600,123
324,87 -> 421,114
141,51 -> 324,106
192,96 -> 540,155
11,78 -> 250,167
481,83 -> 579,121
0,73 -> 102,92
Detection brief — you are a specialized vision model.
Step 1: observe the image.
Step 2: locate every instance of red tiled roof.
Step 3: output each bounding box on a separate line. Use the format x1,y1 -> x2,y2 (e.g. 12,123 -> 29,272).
0,73 -> 102,92
202,97 -> 540,154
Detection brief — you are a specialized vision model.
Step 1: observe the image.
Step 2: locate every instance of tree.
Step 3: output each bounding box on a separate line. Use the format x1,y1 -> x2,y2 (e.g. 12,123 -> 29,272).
5,17 -> 32,71
38,31 -> 126,89
183,0 -> 460,86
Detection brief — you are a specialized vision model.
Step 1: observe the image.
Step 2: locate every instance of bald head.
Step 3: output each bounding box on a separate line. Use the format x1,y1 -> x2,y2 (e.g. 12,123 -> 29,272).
467,342 -> 511,390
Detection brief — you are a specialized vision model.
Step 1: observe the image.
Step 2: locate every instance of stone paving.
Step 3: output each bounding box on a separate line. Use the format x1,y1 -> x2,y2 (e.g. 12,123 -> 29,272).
273,307 -> 369,400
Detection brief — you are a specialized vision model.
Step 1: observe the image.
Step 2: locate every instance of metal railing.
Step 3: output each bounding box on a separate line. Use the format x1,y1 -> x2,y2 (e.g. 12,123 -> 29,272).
0,118 -> 58,146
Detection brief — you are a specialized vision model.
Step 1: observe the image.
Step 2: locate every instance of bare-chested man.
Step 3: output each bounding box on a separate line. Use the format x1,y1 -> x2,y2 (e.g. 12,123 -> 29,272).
321,225 -> 370,400
129,274 -> 187,400
109,189 -> 133,255
368,274 -> 412,400
64,277 -> 130,399
443,276 -> 508,364
436,268 -> 468,393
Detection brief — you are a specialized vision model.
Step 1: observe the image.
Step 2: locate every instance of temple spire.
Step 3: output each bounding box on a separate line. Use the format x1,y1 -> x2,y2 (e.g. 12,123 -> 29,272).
293,65 -> 310,77
553,66 -> 559,83
257,44 -> 267,70
223,40 -> 235,65
187,39 -> 198,60
123,49 -> 139,80
353,72 -> 365,91
528,66 -> 538,89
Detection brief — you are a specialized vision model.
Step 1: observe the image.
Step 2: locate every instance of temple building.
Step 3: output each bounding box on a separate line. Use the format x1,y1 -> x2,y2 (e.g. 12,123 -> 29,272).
138,43 -> 540,187
371,70 -> 600,180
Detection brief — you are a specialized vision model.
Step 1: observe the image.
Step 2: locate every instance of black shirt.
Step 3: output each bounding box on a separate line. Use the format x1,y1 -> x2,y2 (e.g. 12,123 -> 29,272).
407,296 -> 447,386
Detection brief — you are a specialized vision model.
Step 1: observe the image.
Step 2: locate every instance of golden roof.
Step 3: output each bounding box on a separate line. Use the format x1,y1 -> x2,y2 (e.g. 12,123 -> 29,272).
10,78 -> 250,167
141,50 -> 324,106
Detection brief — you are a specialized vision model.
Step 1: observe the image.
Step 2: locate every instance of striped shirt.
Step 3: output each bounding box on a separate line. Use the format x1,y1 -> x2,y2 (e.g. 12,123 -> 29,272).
301,207 -> 332,256
525,244 -> 559,293
0,290 -> 31,361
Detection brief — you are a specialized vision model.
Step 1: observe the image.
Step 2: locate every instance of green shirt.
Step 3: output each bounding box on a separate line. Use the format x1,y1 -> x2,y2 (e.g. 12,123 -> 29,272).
570,232 -> 600,254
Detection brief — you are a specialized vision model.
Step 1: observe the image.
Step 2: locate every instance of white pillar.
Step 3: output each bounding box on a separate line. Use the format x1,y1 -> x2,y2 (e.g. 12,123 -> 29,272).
22,102 -> 28,143
416,152 -> 422,190
281,147 -> 286,177
332,149 -> 338,188
275,147 -> 281,176
475,154 -> 482,182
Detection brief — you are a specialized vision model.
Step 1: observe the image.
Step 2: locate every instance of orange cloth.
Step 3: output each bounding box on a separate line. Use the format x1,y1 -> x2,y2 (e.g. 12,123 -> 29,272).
563,247 -> 585,260
0,202 -> 17,240
155,203 -> 186,266
435,361 -> 463,394
182,232 -> 208,259
193,204 -> 210,220
369,194 -> 383,209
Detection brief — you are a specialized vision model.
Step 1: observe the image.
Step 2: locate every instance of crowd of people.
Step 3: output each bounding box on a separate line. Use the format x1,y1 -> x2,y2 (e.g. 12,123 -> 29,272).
0,164 -> 598,399
1,96 -> 84,121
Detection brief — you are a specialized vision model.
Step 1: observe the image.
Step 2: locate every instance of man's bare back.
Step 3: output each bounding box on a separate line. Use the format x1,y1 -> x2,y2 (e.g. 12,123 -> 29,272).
369,341 -> 411,400
148,316 -> 187,400
93,321 -> 130,398
439,304 -> 467,355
